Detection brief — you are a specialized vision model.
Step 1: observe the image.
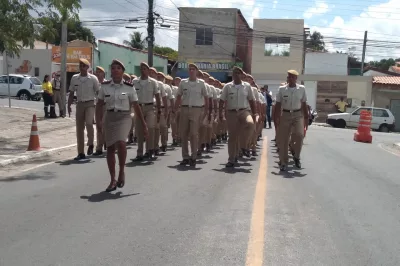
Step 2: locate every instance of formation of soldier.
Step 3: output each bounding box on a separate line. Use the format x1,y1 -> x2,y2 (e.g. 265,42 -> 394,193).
68,58 -> 308,191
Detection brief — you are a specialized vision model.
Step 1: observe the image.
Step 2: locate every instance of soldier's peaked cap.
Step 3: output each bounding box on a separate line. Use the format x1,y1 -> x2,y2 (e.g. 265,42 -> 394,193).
287,69 -> 299,76
140,62 -> 150,69
79,58 -> 90,66
111,59 -> 125,71
95,66 -> 105,73
232,66 -> 244,73
188,63 -> 199,70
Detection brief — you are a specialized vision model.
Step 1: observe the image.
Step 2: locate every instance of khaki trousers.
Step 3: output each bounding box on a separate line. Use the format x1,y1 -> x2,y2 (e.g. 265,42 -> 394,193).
155,108 -> 168,147
213,117 -> 219,137
53,90 -> 64,113
226,109 -> 255,163
76,101 -> 95,154
135,105 -> 156,156
171,111 -> 178,139
180,106 -> 202,160
96,108 -> 106,151
206,114 -> 213,143
278,111 -> 304,164
129,107 -> 135,136
248,115 -> 260,150
175,109 -> 181,140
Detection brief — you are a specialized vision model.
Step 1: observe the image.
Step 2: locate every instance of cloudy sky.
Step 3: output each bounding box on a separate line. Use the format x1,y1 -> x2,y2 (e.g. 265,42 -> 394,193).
74,0 -> 400,62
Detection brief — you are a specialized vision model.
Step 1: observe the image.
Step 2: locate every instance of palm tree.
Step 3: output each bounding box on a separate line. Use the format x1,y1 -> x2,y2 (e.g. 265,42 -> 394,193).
124,31 -> 147,50
307,31 -> 325,51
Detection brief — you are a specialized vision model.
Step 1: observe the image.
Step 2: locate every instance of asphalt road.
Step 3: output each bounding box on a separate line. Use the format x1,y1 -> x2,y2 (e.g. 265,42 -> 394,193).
0,126 -> 400,266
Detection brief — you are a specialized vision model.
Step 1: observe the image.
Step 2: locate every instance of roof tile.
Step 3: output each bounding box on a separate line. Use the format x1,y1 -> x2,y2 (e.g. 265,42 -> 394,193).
372,76 -> 400,85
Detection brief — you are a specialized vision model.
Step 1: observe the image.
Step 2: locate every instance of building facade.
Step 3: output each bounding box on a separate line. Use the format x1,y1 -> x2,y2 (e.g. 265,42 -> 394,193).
177,7 -> 252,82
97,40 -> 168,79
251,19 -> 305,96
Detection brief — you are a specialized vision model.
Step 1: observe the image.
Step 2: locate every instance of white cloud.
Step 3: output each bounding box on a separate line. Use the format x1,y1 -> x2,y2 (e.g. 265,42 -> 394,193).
303,1 -> 330,19
272,0 -> 278,9
312,0 -> 400,61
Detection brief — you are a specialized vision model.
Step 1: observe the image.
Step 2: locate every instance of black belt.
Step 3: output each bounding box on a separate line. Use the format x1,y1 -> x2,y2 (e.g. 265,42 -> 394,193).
181,105 -> 203,108
228,108 -> 247,111
107,109 -> 130,113
53,89 -> 61,91
283,109 -> 301,113
78,100 -> 94,103
139,103 -> 154,106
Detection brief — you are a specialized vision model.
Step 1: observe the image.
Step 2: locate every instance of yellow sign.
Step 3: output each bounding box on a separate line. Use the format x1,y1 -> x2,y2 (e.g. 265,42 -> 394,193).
51,46 -> 92,64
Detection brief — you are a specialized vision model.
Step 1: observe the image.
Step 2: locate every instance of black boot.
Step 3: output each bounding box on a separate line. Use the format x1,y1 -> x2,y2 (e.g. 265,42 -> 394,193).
44,107 -> 49,118
50,106 -> 57,118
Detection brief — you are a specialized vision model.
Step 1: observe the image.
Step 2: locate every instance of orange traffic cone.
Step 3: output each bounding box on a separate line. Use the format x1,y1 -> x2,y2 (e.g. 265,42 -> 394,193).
27,114 -> 41,151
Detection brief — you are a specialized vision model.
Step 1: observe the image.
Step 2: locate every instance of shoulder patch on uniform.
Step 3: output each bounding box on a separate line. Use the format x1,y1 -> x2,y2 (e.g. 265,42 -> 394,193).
123,80 -> 134,87
102,80 -> 112,85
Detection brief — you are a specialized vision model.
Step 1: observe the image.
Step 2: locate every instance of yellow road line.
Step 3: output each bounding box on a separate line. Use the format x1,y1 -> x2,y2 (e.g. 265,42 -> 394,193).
245,136 -> 268,266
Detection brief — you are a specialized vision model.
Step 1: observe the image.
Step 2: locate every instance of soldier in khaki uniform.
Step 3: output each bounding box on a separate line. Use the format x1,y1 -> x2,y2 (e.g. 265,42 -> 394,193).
172,77 -> 182,145
131,62 -> 162,161
156,71 -> 174,152
93,66 -> 107,155
196,70 -> 211,155
275,70 -> 308,171
127,74 -> 138,144
96,59 -> 148,192
219,67 -> 257,167
67,58 -> 100,160
174,63 -> 209,166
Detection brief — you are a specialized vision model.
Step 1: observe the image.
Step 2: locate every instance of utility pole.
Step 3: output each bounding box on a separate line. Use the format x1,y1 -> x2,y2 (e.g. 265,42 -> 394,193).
360,31 -> 367,76
147,0 -> 154,67
5,52 -> 11,108
60,21 -> 68,113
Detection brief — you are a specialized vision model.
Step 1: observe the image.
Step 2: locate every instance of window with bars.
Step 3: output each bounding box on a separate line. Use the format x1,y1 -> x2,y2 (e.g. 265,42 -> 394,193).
195,28 -> 213,45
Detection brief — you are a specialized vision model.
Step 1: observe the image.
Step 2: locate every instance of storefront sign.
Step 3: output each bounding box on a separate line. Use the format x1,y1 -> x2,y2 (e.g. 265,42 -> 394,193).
51,46 -> 92,64
177,61 -> 243,71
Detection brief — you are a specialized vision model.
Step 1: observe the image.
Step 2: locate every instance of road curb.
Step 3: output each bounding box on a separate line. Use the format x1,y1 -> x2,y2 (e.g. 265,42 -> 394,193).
0,144 -> 77,168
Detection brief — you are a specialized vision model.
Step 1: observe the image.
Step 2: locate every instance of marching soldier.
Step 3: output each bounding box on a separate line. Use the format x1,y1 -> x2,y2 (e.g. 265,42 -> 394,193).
123,73 -> 131,82
127,74 -> 138,144
131,63 -> 162,161
219,67 -> 257,167
274,70 -> 308,171
96,59 -> 148,192
172,77 -> 182,145
156,71 -> 174,152
165,75 -> 176,143
93,66 -> 107,155
174,63 -> 209,166
67,58 -> 99,160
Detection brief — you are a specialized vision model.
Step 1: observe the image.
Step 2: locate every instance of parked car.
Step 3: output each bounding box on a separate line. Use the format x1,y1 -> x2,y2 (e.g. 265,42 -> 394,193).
0,74 -> 43,101
326,106 -> 396,132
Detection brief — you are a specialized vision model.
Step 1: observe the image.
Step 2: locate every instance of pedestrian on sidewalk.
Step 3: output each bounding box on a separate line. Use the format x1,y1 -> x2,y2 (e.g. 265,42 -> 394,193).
42,75 -> 57,118
67,58 -> 99,160
96,59 -> 149,192
51,73 -> 65,117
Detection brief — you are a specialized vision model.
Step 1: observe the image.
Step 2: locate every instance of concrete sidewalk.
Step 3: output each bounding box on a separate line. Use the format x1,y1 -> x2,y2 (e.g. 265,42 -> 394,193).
0,107 -> 77,167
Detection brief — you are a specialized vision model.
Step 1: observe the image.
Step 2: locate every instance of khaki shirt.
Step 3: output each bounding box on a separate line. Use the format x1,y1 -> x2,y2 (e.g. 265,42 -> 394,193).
69,73 -> 99,102
177,78 -> 208,107
258,91 -> 266,104
209,85 -> 218,100
172,85 -> 178,98
98,80 -> 138,111
132,77 -> 159,104
276,84 -> 307,110
164,84 -> 174,106
220,81 -> 255,110
251,86 -> 260,103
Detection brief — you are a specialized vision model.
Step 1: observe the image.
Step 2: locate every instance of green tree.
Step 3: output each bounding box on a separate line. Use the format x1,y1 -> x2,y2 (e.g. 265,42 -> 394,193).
37,15 -> 95,46
154,45 -> 178,60
124,31 -> 147,50
368,58 -> 400,71
306,31 -> 326,51
0,0 -> 81,57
